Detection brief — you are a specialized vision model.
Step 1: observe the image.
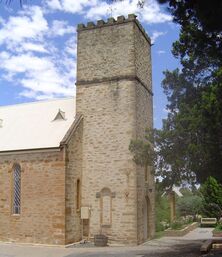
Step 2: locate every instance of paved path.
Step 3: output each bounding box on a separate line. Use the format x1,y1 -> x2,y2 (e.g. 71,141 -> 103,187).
183,227 -> 214,240
0,228 -> 215,257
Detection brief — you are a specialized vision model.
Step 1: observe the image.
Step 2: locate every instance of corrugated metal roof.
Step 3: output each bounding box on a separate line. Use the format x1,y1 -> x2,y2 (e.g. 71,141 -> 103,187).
0,97 -> 75,152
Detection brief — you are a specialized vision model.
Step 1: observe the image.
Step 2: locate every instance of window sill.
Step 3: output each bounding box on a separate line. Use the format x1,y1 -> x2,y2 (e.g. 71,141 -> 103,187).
11,214 -> 21,218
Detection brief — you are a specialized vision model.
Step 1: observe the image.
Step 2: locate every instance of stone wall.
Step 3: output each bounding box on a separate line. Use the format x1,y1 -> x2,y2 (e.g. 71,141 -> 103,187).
134,20 -> 155,243
76,80 -> 138,244
135,80 -> 155,243
65,119 -> 83,244
0,150 -> 66,245
77,17 -> 135,83
76,14 -> 154,244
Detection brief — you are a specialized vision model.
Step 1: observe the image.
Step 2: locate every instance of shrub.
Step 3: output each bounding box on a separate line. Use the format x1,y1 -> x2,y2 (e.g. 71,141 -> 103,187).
202,203 -> 222,220
200,176 -> 222,220
171,220 -> 183,230
177,195 -> 203,217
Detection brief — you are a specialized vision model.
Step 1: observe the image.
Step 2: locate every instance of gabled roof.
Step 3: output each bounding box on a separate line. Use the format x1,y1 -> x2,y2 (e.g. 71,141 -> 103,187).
0,97 -> 75,152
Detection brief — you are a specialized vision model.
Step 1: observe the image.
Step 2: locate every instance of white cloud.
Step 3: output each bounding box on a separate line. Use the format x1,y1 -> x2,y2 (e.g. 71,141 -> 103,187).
86,1 -> 137,19
0,52 -> 75,98
46,0 -> 97,13
151,31 -> 167,43
50,20 -> 74,37
0,5 -> 76,100
0,6 -> 48,46
141,0 -> 172,24
21,43 -> 48,53
0,53 -> 52,73
85,1 -> 110,19
0,0 -> 172,101
45,0 -> 172,24
65,36 -> 77,57
85,0 -> 172,24
62,0 -> 94,13
46,0 -> 62,10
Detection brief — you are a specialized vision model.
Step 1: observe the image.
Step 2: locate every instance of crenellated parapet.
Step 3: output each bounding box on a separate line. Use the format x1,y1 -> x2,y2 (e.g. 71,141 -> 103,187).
77,14 -> 151,45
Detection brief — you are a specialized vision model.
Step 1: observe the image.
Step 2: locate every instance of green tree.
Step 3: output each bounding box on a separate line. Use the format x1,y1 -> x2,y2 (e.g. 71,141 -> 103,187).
129,128 -> 195,223
161,68 -> 222,183
129,128 -> 195,190
200,176 -> 222,219
177,194 -> 203,217
129,129 -> 154,180
109,0 -> 222,183
154,125 -> 196,190
157,0 -> 222,183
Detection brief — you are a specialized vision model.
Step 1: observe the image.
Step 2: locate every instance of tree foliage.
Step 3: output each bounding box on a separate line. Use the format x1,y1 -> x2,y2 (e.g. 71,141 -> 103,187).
129,129 -> 155,176
200,177 -> 222,207
125,0 -> 222,184
154,126 -> 196,189
156,0 -> 222,183
130,128 -> 196,190
161,69 -> 222,183
177,194 -> 203,217
200,176 -> 222,219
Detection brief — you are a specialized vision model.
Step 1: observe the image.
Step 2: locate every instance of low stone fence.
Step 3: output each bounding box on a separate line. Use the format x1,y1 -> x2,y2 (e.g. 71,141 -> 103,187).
164,222 -> 198,237
212,231 -> 222,237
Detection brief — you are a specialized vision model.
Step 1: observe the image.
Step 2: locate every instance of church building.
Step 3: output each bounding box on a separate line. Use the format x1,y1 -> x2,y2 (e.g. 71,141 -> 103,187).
0,14 -> 155,245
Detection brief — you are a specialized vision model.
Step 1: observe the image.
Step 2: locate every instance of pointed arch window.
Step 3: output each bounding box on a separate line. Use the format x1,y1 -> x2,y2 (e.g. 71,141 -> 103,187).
12,163 -> 21,215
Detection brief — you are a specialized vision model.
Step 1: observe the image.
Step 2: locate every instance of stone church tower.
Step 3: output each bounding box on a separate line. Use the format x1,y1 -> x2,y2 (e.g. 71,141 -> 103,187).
76,14 -> 155,244
0,14 -> 154,246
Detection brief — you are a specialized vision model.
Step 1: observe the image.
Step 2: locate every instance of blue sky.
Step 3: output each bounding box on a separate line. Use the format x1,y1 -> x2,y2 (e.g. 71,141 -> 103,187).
0,0 -> 180,128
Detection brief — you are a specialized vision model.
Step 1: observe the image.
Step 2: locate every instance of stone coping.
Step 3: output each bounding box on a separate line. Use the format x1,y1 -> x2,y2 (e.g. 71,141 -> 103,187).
164,222 -> 198,237
212,230 -> 222,237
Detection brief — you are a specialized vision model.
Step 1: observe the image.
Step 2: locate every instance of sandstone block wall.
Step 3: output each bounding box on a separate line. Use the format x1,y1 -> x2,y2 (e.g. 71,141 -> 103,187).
65,119 -> 83,244
76,15 -> 154,244
134,21 -> 155,242
77,19 -> 135,83
0,150 -> 66,245
135,81 -> 155,243
76,80 -> 138,244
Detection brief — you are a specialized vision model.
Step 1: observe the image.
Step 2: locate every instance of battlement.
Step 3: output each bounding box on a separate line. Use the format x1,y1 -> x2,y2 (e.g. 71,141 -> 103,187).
77,14 -> 151,45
